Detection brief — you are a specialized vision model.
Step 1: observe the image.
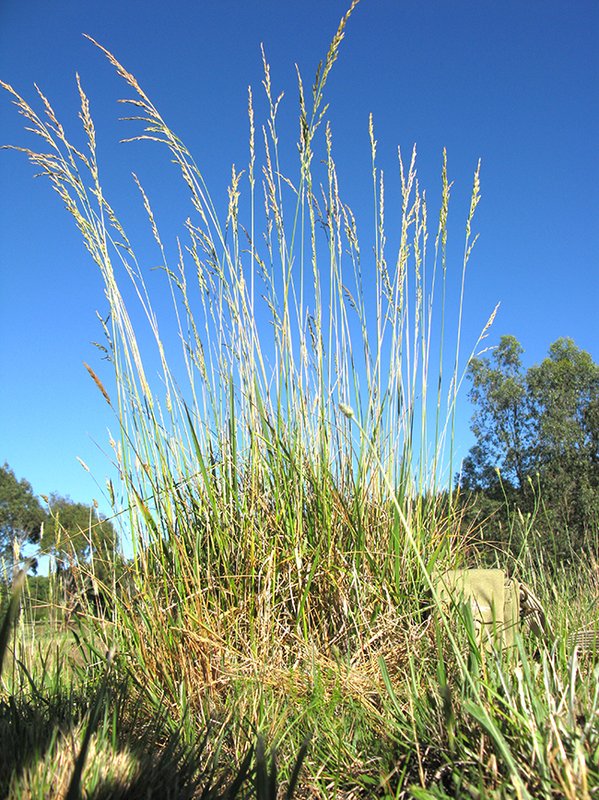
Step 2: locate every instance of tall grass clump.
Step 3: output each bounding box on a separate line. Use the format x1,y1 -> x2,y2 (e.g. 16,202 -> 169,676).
6,5 -> 598,796
1,2 -> 494,787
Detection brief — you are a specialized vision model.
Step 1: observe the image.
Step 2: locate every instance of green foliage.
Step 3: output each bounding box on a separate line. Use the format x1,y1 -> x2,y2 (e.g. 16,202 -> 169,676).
0,463 -> 123,622
528,338 -> 599,543
0,463 -> 46,576
0,464 -> 120,584
42,494 -> 118,569
461,336 -> 535,496
460,335 -> 599,557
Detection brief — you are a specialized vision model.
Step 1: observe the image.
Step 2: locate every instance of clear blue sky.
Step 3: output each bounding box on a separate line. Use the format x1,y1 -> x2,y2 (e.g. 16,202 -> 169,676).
1,0 -> 598,515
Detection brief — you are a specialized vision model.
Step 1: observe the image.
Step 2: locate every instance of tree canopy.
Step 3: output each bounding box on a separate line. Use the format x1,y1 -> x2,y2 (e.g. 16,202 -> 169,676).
460,336 -> 599,556
0,463 -> 46,572
0,463 -> 119,581
42,494 -> 118,570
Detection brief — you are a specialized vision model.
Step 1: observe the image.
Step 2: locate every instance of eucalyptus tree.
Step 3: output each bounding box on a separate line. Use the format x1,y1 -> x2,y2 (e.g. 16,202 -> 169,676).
460,336 -> 599,556
0,463 -> 45,578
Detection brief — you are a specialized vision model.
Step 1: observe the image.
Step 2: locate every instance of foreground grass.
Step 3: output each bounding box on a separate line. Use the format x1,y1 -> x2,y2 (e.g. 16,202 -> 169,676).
2,3 -> 599,796
2,561 -> 599,798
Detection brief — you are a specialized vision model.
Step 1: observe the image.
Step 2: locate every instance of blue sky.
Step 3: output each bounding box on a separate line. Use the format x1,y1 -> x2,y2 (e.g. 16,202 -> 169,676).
1,0 -> 598,517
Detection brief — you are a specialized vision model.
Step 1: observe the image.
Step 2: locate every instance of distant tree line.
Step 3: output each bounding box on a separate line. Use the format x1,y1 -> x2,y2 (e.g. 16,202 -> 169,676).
458,336 -> 599,562
0,463 -> 123,617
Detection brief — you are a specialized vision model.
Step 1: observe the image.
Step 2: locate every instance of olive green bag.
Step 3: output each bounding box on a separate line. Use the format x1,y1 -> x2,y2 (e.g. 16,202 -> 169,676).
433,568 -> 532,651
433,568 -> 599,654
